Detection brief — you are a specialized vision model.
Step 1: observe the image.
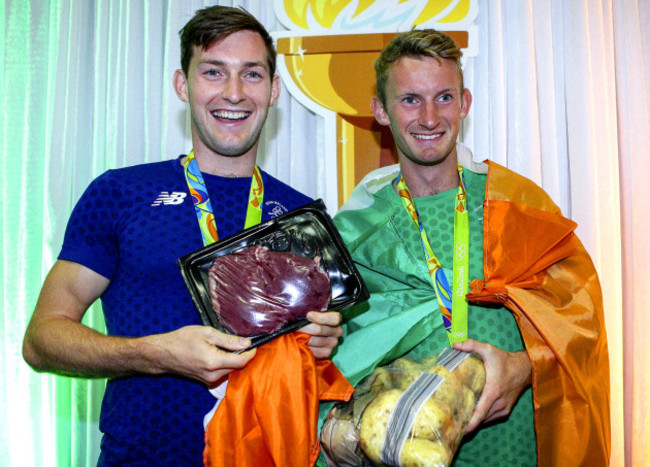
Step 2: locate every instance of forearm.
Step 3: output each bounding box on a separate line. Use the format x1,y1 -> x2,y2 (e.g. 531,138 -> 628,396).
512,349 -> 532,387
23,314 -> 164,378
24,260 -> 256,384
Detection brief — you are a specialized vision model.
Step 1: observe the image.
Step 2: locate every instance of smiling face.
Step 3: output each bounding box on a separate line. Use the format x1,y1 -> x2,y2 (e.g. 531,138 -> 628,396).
372,55 -> 471,176
173,29 -> 280,169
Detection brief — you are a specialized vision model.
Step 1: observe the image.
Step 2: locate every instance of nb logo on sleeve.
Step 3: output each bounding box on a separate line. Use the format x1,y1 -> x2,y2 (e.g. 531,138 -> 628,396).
151,191 -> 187,206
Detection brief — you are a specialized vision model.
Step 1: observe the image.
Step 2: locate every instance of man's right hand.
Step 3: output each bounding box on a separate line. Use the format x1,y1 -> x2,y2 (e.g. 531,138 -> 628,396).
22,260 -> 255,385
141,325 -> 256,386
452,339 -> 532,434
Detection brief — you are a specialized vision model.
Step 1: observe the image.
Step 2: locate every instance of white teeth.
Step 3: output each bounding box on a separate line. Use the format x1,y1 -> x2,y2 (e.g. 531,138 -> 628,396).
413,133 -> 442,140
212,110 -> 249,120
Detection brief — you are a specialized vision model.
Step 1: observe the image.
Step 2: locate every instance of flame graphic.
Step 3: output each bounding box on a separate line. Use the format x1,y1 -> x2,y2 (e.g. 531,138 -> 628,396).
274,0 -> 476,205
282,0 -> 470,31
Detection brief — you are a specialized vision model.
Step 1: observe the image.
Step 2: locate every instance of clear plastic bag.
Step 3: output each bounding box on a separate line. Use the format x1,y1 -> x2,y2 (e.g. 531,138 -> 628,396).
321,348 -> 486,466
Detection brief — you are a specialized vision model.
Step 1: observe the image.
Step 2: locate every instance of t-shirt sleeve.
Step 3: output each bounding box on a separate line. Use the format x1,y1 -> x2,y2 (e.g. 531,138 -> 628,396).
58,171 -> 121,279
272,178 -> 313,211
286,191 -> 313,210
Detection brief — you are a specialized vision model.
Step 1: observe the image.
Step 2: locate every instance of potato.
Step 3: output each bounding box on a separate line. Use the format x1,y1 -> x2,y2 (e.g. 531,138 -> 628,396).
410,394 -> 454,444
424,365 -> 464,415
390,358 -> 423,390
360,389 -> 454,465
400,438 -> 452,467
360,389 -> 401,464
453,355 -> 486,396
368,366 -> 394,393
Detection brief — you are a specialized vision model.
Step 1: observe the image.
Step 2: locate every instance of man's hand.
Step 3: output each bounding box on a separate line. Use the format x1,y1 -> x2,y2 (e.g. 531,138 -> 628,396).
453,339 -> 532,433
140,325 -> 255,386
300,311 -> 343,359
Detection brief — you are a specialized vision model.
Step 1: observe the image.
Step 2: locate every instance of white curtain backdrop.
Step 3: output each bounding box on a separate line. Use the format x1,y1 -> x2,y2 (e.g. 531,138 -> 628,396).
2,0 -> 648,465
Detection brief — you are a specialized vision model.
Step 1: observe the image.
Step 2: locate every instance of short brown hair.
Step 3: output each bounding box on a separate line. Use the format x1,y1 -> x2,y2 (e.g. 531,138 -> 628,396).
179,6 -> 276,77
375,29 -> 463,104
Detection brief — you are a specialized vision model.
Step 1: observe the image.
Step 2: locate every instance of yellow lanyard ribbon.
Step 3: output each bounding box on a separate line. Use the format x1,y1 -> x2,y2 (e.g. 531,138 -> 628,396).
396,165 -> 470,345
183,150 -> 263,246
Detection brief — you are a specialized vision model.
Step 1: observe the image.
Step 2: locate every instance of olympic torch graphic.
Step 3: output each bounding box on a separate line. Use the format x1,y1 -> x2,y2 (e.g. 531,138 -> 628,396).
274,0 -> 477,206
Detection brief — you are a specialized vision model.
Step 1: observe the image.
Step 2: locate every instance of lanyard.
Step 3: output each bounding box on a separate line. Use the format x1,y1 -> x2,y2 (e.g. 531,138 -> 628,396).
396,165 -> 470,345
183,150 -> 264,246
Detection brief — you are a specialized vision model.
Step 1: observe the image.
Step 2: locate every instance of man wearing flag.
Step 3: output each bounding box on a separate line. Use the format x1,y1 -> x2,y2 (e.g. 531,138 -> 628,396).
327,29 -> 610,466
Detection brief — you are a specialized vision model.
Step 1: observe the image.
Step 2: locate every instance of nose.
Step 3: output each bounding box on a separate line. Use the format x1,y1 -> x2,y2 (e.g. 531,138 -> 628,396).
222,76 -> 245,104
419,101 -> 440,129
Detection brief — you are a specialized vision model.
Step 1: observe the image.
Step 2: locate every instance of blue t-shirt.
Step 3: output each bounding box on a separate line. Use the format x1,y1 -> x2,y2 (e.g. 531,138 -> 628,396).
59,155 -> 312,466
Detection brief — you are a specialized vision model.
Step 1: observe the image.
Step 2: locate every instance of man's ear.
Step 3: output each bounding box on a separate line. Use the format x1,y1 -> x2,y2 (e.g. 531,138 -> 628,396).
460,88 -> 472,119
173,69 -> 189,103
371,96 -> 391,126
269,74 -> 281,107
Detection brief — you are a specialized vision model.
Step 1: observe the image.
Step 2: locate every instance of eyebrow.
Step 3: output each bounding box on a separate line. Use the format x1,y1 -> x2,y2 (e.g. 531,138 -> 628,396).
199,59 -> 267,70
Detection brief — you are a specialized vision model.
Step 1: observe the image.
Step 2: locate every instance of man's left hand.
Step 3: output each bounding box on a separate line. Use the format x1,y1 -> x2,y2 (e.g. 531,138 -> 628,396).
453,339 -> 532,433
300,311 -> 343,359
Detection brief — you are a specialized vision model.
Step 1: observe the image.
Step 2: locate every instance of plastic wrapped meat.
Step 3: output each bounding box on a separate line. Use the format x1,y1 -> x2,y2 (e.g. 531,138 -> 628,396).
208,245 -> 331,337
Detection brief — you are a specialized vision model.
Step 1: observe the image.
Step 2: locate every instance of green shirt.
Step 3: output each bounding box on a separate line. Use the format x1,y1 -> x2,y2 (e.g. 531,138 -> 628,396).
396,171 -> 536,466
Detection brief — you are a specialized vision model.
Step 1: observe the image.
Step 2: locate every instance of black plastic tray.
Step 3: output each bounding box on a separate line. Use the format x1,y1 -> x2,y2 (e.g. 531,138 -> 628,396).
178,199 -> 369,350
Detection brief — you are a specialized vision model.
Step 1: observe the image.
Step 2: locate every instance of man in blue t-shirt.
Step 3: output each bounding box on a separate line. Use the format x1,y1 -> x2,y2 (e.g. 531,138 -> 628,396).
22,6 -> 343,465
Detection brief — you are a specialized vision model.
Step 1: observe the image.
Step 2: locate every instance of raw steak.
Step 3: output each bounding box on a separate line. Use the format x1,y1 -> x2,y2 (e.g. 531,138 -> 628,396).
208,245 -> 331,336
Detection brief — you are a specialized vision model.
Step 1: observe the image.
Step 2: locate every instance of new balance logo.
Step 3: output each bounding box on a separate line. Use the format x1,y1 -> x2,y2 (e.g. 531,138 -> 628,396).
151,191 -> 187,206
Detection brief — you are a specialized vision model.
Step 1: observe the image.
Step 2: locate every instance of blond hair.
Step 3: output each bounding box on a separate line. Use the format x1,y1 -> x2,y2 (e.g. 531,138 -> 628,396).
375,29 -> 463,104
